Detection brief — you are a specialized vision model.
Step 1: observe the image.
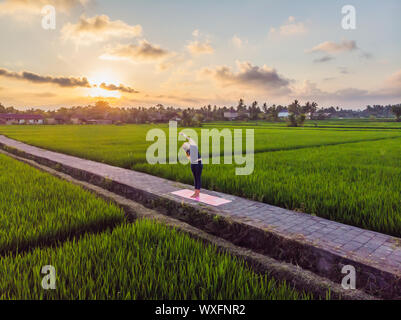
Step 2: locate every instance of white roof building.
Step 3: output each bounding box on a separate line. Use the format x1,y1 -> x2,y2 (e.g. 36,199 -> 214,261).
278,112 -> 289,118
224,112 -> 238,119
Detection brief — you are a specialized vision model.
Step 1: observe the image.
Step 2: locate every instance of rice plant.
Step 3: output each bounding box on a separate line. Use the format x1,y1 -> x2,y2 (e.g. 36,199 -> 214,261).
0,154 -> 124,254
0,220 -> 313,300
136,138 -> 401,236
1,121 -> 400,236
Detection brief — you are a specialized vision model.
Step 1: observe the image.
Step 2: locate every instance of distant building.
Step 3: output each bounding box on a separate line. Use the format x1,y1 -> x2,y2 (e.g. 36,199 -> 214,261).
45,118 -> 58,125
224,112 -> 238,120
308,112 -> 317,120
149,113 -> 165,122
86,119 -> 113,125
278,112 -> 289,118
46,117 -> 68,125
0,114 -> 44,125
71,118 -> 83,125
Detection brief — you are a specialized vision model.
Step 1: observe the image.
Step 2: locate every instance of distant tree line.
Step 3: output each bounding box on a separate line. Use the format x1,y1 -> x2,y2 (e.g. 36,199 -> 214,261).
392,105 -> 401,122
0,100 -> 400,126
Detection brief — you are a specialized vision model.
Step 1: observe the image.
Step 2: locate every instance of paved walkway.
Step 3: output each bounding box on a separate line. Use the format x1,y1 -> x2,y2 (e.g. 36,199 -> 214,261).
0,135 -> 400,298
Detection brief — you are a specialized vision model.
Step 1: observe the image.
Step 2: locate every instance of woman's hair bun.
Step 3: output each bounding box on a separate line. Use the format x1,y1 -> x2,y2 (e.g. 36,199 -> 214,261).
182,142 -> 190,152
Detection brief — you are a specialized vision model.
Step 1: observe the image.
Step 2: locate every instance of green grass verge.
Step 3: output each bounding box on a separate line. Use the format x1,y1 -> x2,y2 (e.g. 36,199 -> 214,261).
0,220 -> 314,300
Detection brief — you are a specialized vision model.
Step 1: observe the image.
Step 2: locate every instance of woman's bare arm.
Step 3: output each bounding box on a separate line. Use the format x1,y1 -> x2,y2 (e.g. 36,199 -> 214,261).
180,132 -> 196,145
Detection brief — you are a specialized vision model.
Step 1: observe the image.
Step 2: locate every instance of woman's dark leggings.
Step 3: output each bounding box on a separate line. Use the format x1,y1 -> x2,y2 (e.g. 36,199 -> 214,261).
191,162 -> 203,190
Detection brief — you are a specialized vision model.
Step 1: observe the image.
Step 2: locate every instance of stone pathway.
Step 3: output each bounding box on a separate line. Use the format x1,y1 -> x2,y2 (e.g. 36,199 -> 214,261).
0,135 -> 400,298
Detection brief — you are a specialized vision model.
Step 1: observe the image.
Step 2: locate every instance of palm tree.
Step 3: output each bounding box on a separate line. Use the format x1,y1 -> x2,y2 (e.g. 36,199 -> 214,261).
392,104 -> 401,122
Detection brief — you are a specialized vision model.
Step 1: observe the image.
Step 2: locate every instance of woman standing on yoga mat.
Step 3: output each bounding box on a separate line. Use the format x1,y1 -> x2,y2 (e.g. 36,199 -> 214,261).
180,132 -> 203,198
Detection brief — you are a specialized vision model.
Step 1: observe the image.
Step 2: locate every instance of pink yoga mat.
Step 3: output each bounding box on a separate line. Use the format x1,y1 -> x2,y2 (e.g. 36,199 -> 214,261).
171,189 -> 232,206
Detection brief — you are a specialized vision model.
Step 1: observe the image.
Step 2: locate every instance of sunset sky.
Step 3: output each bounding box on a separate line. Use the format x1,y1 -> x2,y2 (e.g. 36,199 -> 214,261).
0,0 -> 400,110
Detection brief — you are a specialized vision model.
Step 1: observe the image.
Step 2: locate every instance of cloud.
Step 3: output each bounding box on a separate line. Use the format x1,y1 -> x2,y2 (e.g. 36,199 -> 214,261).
313,55 -> 334,63
388,70 -> 401,84
99,83 -> 138,94
384,70 -> 401,92
203,61 -> 291,94
33,92 -> 58,98
360,51 -> 373,60
100,40 -> 169,62
292,75 -> 401,106
232,35 -> 243,48
0,0 -> 89,15
308,40 -> 372,64
187,40 -> 214,55
157,53 -> 188,71
339,67 -> 350,74
269,16 -> 308,36
291,80 -> 325,99
308,40 -> 358,54
186,29 -> 214,55
292,80 -> 362,103
0,67 -> 138,94
0,68 -> 91,87
61,14 -> 142,44
152,94 -> 201,104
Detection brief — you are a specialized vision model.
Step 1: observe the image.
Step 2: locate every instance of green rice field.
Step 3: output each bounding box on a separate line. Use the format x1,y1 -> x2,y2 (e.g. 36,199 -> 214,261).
0,220 -> 312,300
0,153 -> 309,300
0,153 -> 124,254
0,120 -> 400,237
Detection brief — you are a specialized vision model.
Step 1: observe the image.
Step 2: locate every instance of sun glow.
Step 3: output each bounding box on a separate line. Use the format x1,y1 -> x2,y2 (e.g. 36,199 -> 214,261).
87,87 -> 121,98
88,70 -> 121,86
87,71 -> 123,99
